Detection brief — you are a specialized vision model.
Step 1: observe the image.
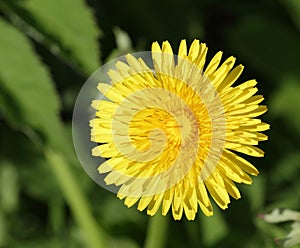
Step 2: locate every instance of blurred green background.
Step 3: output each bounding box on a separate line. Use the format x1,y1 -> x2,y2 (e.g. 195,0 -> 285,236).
0,0 -> 300,247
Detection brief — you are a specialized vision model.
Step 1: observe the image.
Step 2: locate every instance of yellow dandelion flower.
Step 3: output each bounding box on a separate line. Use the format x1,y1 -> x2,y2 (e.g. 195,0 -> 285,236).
90,39 -> 269,220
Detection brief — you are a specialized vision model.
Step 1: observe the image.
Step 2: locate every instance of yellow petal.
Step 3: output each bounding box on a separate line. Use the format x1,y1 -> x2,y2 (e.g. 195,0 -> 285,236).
152,41 -> 162,73
223,177 -> 241,199
218,155 -> 253,184
188,39 -> 200,61
125,53 -> 143,73
178,39 -> 187,57
230,88 -> 259,105
172,202 -> 183,220
107,69 -> 123,84
196,182 -> 210,208
195,43 -> 208,71
204,51 -> 223,77
226,104 -> 260,116
91,130 -> 112,143
223,150 -> 259,176
225,142 -> 264,157
162,41 -> 173,54
183,200 -> 196,220
92,143 -> 119,158
147,193 -> 164,216
124,196 -> 140,208
97,161 -> 112,173
97,83 -> 124,103
205,177 -> 230,210
162,188 -> 174,216
244,95 -> 264,105
138,196 -> 153,211
217,64 -> 244,91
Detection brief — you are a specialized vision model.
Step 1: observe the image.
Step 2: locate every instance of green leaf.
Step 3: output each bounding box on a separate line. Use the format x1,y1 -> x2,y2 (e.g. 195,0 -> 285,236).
0,18 -> 66,151
105,27 -> 133,62
261,209 -> 300,223
281,0 -> 300,30
113,27 -> 132,51
270,77 -> 300,133
283,222 -> 300,247
144,214 -> 168,248
0,211 -> 7,247
242,175 -> 266,211
10,238 -> 67,248
45,148 -> 107,248
225,17 -> 300,81
255,217 -> 287,247
0,162 -> 19,213
0,125 -> 59,202
260,210 -> 300,247
109,238 -> 140,248
18,157 -> 63,201
18,0 -> 101,74
200,207 -> 228,246
271,152 -> 300,184
99,196 -> 145,227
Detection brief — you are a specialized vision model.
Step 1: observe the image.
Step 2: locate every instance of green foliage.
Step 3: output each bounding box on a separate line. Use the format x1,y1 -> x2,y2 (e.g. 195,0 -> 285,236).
0,162 -> 19,214
282,0 -> 300,30
271,77 -> 300,133
19,0 -> 101,74
226,17 -> 300,81
261,209 -> 300,247
0,18 -> 64,149
200,207 -> 228,246
0,0 -> 299,247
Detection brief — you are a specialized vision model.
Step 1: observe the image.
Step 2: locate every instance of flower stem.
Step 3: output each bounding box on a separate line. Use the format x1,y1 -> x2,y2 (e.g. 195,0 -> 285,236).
144,213 -> 168,248
45,148 -> 107,248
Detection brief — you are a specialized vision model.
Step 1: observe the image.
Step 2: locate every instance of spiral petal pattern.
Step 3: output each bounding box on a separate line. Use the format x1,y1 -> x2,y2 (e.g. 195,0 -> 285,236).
90,39 -> 269,220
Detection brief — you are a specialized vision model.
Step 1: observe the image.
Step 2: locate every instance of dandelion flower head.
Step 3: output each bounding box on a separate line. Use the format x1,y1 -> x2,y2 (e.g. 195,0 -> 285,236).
90,39 -> 269,220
